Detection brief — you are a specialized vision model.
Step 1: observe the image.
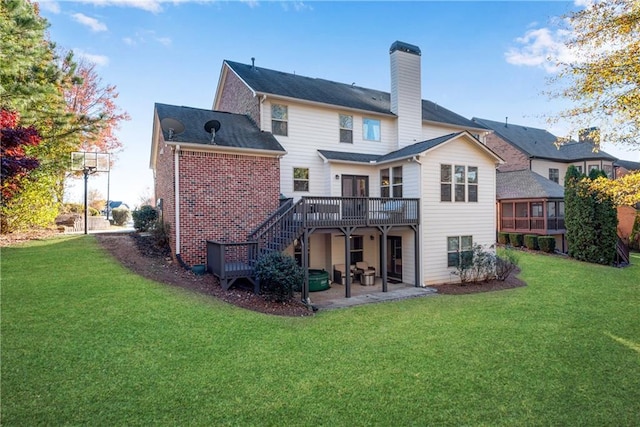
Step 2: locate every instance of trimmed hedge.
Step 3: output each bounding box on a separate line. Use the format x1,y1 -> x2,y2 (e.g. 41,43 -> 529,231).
524,234 -> 539,250
509,233 -> 524,247
498,232 -> 509,245
538,236 -> 556,253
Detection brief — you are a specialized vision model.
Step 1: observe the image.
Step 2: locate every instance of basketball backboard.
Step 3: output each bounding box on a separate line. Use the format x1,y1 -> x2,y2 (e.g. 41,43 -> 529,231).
71,152 -> 110,172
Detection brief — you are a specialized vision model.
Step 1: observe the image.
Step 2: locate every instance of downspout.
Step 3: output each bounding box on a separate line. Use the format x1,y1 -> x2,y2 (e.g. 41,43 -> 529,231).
174,145 -> 181,257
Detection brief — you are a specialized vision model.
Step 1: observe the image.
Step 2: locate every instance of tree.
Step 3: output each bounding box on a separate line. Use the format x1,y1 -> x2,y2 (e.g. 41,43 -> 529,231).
548,0 -> 640,150
61,51 -> 129,155
588,171 -> 640,207
564,166 -> 618,265
0,109 -> 41,204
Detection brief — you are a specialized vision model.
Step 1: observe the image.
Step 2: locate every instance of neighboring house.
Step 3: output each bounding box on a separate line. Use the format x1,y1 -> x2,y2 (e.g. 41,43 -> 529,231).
473,117 -> 617,185
496,170 -> 567,252
473,117 -> 620,252
152,40 -> 504,301
614,159 -> 640,179
613,159 -> 640,247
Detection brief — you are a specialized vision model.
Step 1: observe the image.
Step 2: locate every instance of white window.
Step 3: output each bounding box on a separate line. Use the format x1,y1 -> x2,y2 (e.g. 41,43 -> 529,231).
272,104 -> 288,136
363,118 -> 380,141
447,236 -> 473,267
603,164 -> 612,178
339,114 -> 353,143
442,164 -> 478,203
293,167 -> 309,192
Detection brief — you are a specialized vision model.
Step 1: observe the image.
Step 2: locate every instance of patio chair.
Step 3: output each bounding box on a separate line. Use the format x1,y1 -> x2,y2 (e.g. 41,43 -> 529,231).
333,264 -> 354,285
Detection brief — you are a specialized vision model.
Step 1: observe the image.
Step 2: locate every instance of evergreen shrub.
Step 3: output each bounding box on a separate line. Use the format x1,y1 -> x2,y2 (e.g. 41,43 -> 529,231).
132,205 -> 158,232
524,234 -> 539,250
498,232 -> 509,245
254,252 -> 303,302
509,233 -> 524,247
538,236 -> 556,253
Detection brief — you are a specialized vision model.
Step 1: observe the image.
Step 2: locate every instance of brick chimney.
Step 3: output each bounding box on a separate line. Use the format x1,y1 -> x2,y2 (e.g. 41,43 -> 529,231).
390,41 -> 422,149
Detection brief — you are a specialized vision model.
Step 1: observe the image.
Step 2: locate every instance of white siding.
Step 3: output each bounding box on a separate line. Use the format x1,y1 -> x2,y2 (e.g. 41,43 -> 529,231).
531,159 -> 615,187
422,122 -> 468,141
262,100 -> 397,198
420,135 -> 498,285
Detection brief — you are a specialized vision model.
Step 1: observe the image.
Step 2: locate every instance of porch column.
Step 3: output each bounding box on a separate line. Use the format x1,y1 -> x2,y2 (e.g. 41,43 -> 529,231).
378,225 -> 391,292
301,232 -> 309,303
413,224 -> 420,287
340,226 -> 356,298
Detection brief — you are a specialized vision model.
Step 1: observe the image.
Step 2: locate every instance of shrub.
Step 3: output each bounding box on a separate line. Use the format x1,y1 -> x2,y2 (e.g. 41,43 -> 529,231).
538,236 -> 556,253
453,244 -> 496,284
111,207 -> 130,226
496,248 -> 520,281
630,214 -> 640,251
497,232 -> 509,245
509,233 -> 524,247
524,234 -> 539,250
132,205 -> 158,232
254,252 -> 303,302
151,221 -> 171,249
89,207 -> 100,217
61,203 -> 84,214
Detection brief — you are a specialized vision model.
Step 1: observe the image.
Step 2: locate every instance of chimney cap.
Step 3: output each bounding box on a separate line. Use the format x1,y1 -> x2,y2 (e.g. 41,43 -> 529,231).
390,41 -> 421,56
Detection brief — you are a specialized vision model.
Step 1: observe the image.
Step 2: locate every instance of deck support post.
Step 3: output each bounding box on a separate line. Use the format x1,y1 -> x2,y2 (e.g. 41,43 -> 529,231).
412,224 -> 420,287
339,226 -> 357,298
378,225 -> 392,292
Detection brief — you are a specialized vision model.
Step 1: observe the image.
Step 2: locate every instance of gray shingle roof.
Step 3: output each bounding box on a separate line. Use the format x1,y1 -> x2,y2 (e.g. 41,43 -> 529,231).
225,60 -> 484,130
496,170 -> 565,200
473,117 -> 617,162
377,133 -> 462,162
615,159 -> 640,171
317,150 -> 379,163
318,133 -> 465,164
155,103 -> 285,153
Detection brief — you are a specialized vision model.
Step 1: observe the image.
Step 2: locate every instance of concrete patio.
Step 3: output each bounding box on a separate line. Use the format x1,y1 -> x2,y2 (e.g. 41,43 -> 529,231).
306,277 -> 438,310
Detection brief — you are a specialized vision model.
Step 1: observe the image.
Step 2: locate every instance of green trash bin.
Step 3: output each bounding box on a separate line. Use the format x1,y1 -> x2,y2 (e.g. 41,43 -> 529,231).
308,269 -> 330,292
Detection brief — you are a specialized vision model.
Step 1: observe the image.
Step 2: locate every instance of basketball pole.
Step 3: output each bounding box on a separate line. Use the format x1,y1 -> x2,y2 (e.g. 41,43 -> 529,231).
83,166 -> 95,235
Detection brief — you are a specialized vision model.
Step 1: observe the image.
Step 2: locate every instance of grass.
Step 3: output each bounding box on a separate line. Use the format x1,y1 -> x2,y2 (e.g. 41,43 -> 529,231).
2,236 -> 639,426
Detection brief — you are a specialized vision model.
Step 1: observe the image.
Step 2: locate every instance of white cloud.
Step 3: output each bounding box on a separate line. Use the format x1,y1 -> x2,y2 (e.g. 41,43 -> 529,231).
72,13 -> 108,32
77,0 -> 163,13
38,1 -> 61,14
505,27 -> 576,73
122,30 -> 171,47
73,48 -> 110,66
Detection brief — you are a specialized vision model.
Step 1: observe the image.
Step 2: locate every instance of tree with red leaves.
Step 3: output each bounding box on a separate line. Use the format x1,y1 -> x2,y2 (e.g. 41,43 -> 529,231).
0,108 -> 42,204
61,52 -> 129,155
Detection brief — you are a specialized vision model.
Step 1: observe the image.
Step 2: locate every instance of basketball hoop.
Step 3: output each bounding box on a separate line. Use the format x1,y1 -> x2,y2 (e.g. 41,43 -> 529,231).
70,152 -> 110,234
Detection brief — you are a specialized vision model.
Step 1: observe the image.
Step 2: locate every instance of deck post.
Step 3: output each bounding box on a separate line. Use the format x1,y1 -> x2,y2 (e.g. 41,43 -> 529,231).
302,232 -> 309,303
413,224 -> 420,287
378,225 -> 391,292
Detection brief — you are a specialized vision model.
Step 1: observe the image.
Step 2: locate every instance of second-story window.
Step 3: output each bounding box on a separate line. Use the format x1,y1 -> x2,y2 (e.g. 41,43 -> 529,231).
363,118 -> 381,141
380,168 -> 390,198
293,167 -> 309,192
272,104 -> 288,136
549,168 -> 559,183
441,164 -> 478,203
441,164 -> 452,202
392,166 -> 403,197
339,114 -> 353,143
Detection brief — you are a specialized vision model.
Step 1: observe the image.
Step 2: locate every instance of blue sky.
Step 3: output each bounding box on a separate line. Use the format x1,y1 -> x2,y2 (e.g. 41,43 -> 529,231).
37,0 -> 639,207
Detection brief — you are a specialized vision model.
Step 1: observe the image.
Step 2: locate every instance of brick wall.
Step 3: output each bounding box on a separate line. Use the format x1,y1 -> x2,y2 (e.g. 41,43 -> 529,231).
155,141 -> 177,256
617,205 -> 638,244
176,150 -> 280,266
216,68 -> 261,127
485,132 -> 530,172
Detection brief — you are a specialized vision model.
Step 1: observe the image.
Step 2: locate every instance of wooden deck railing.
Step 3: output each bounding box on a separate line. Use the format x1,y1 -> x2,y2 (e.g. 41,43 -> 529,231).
207,197 -> 420,292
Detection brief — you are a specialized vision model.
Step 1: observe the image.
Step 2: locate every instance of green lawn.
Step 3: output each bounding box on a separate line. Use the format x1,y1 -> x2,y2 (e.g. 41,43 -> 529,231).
2,236 -> 639,426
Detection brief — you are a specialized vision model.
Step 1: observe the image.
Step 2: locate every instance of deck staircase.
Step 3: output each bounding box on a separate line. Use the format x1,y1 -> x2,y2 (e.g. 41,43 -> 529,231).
247,198 -> 305,258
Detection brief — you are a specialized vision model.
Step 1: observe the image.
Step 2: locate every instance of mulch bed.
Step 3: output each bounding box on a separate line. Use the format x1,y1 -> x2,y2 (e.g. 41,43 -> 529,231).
3,230 -> 528,315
